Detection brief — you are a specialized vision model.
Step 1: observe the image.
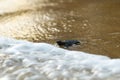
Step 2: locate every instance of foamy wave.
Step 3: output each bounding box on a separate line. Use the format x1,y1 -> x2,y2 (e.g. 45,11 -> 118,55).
0,37 -> 120,80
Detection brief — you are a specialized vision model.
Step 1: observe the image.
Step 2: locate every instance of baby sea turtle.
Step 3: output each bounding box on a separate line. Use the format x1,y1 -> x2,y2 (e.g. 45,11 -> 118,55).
56,40 -> 80,48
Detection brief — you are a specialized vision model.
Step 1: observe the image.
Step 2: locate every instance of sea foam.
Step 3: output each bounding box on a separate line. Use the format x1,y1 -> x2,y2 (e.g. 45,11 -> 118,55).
0,37 -> 120,80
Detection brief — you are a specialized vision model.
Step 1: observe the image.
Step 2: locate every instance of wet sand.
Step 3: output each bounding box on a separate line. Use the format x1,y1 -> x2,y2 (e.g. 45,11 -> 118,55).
0,0 -> 120,58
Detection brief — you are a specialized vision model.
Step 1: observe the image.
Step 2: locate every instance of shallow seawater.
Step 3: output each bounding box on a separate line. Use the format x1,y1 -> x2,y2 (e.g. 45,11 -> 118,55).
0,37 -> 120,80
0,0 -> 120,58
0,1 -> 120,80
